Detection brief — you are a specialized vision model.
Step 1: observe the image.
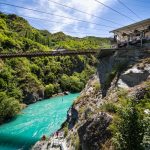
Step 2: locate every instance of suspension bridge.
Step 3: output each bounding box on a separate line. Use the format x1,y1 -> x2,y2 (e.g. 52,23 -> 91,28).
0,50 -> 98,58
0,47 -> 149,59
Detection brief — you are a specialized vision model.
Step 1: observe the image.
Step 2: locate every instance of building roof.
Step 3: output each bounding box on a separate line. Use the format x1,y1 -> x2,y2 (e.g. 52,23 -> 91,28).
110,18 -> 150,33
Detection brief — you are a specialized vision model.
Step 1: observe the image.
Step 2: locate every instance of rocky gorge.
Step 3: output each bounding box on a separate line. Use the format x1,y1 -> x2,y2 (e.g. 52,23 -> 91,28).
33,48 -> 150,150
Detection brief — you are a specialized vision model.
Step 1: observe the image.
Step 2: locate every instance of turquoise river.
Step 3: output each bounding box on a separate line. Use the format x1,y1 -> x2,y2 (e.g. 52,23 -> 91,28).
0,93 -> 79,150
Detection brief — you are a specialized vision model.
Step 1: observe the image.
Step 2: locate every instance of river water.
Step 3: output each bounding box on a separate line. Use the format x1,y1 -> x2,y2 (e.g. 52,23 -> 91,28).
0,93 -> 79,150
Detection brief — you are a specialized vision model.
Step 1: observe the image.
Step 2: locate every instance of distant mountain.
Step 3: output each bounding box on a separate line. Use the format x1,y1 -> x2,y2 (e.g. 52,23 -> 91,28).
0,12 -> 111,53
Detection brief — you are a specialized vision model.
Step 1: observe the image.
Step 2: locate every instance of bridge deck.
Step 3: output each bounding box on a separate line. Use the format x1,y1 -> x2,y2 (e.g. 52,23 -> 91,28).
0,50 -> 97,58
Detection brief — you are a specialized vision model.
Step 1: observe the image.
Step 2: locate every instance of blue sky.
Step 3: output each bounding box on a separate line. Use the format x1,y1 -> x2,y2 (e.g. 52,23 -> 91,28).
0,0 -> 150,37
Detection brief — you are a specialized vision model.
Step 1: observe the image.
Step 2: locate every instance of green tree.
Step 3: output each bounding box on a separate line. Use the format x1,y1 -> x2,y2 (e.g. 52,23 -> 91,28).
115,102 -> 144,150
70,76 -> 84,92
60,74 -> 70,91
45,84 -> 54,98
0,92 -> 21,124
8,88 -> 23,101
53,83 -> 60,94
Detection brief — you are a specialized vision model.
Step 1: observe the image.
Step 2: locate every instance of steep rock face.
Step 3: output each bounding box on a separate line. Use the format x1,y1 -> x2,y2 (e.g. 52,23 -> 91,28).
97,49 -> 150,97
128,81 -> 150,101
23,89 -> 44,104
65,51 -> 150,150
78,113 -> 112,150
64,75 -> 112,150
118,62 -> 150,89
67,106 -> 79,129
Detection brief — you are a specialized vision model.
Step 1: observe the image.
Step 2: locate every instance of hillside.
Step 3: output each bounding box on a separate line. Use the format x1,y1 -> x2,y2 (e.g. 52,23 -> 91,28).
0,12 -> 111,124
0,12 -> 110,52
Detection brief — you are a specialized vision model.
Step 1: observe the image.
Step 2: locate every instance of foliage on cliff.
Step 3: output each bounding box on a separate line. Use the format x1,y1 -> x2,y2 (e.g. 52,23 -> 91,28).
102,83 -> 150,150
0,12 -> 111,123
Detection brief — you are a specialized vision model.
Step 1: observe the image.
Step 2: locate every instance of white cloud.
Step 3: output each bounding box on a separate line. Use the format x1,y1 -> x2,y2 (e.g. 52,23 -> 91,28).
15,0 -> 114,36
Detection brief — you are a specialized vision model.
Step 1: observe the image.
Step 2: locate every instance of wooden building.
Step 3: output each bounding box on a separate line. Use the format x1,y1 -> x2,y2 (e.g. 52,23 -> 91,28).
110,18 -> 150,47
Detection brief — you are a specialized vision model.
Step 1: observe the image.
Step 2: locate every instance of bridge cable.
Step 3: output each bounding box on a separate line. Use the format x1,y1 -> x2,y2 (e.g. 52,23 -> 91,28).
47,0 -> 123,26
117,0 -> 143,20
20,15 -> 111,33
0,2 -> 116,29
116,0 -> 145,37
93,0 -> 143,36
117,0 -> 145,33
94,0 -> 137,22
3,10 -> 108,32
1,11 -> 112,36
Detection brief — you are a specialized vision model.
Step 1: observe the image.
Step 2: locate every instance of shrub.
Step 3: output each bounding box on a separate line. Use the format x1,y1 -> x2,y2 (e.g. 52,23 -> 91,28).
73,135 -> 80,150
63,126 -> 68,137
0,18 -> 7,30
142,117 -> 150,149
101,102 -> 118,113
93,81 -> 101,92
2,37 -> 18,49
112,102 -> 145,150
0,92 -> 21,123
53,83 -> 60,93
70,76 -> 84,92
60,74 -> 70,91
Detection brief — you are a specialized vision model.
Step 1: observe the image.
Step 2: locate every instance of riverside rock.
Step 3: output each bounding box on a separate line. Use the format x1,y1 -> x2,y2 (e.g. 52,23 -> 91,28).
78,113 -> 112,150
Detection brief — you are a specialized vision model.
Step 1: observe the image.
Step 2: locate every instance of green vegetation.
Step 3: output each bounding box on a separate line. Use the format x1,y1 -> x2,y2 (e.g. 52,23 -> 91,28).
0,92 -> 21,124
63,126 -> 69,137
72,134 -> 80,150
100,102 -> 117,113
100,86 -> 150,150
45,84 -> 55,98
93,81 -> 101,93
62,122 -> 69,137
0,12 -> 111,123
112,102 -> 145,150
